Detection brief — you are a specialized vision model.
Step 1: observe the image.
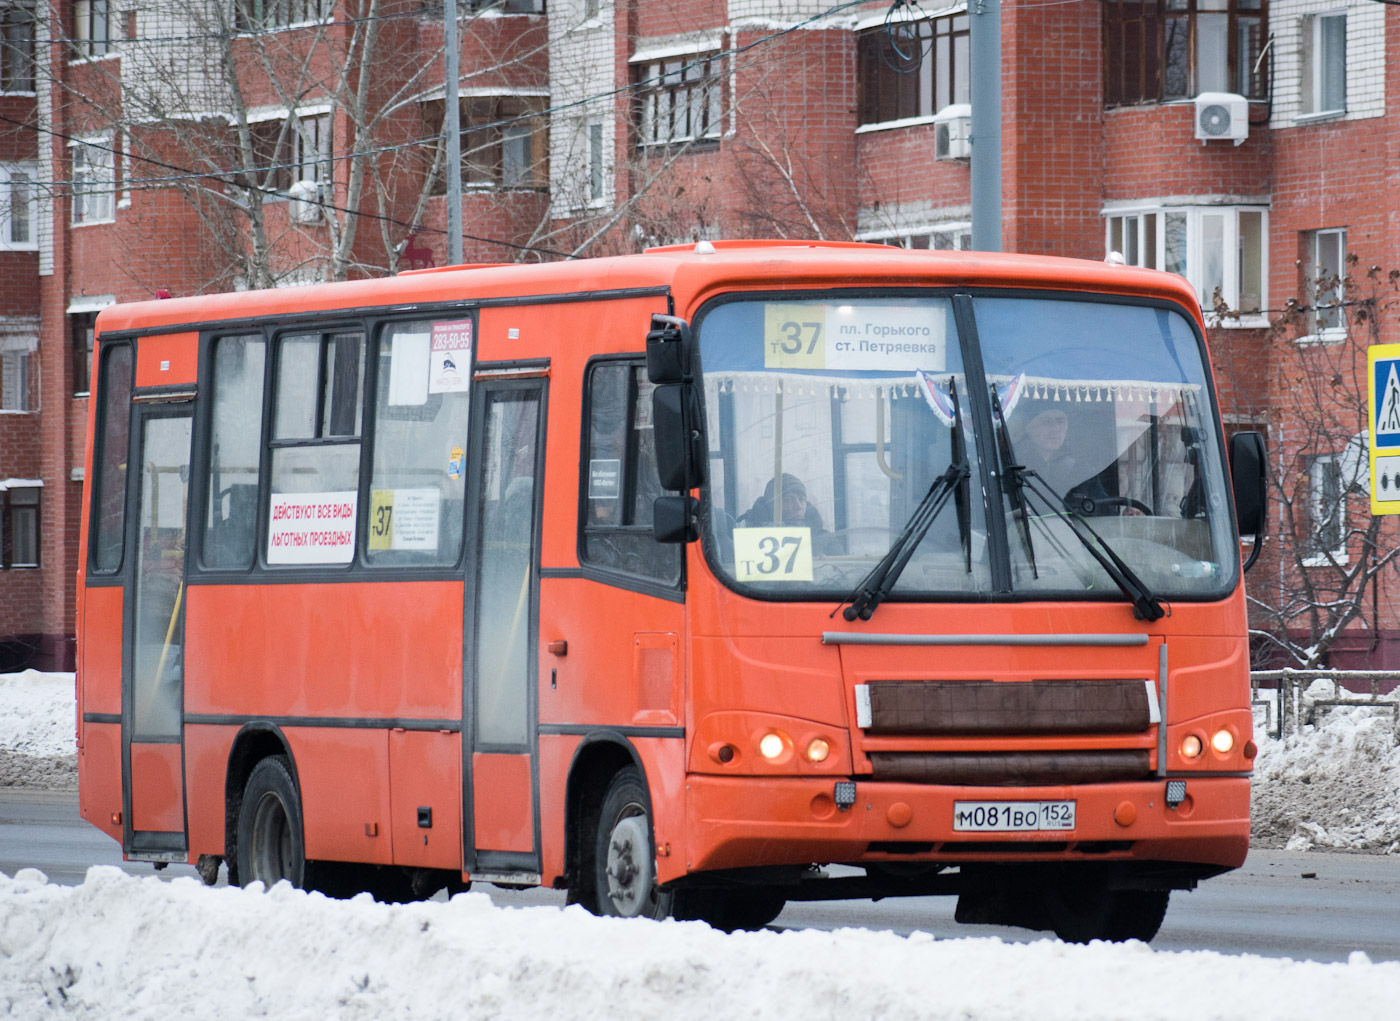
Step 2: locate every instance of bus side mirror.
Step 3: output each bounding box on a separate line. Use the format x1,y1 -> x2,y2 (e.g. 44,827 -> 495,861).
646,314 -> 691,384
1229,430 -> 1267,571
652,382 -> 708,492
653,495 -> 700,543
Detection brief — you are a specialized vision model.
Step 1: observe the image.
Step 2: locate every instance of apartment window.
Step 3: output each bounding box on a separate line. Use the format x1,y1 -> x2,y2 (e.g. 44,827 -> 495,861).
1,2 -> 34,90
1302,12 -> 1346,116
247,113 -> 330,196
70,312 -> 97,395
870,226 -> 971,251
1306,453 -> 1345,563
71,140 -> 115,224
1304,227 -> 1345,336
425,95 -> 548,192
588,121 -> 604,202
234,0 -> 331,32
1105,205 -> 1266,316
0,163 -> 36,248
71,0 -> 111,58
1,349 -> 28,410
1104,0 -> 1267,106
857,13 -> 968,125
1,485 -> 39,568
584,0 -> 600,18
465,1 -> 544,12
634,54 -> 723,147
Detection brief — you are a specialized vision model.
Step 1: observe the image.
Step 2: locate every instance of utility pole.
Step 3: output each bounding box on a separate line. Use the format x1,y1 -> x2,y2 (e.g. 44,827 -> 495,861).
969,0 -> 1002,252
443,0 -> 463,265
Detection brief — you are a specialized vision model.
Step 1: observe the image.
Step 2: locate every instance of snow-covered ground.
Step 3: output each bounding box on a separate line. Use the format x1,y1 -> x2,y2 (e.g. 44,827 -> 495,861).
4,670 -> 1400,1018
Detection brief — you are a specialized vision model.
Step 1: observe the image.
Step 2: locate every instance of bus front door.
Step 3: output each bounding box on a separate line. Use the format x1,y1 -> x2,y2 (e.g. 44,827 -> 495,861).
463,379 -> 546,881
122,405 -> 193,863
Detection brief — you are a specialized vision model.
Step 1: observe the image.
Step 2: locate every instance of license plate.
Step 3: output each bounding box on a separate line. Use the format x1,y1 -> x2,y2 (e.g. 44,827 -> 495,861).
952,800 -> 1076,832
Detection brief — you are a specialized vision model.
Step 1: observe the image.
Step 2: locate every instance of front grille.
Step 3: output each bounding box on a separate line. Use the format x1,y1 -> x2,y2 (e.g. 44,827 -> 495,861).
865,679 -> 1153,736
869,750 -> 1152,786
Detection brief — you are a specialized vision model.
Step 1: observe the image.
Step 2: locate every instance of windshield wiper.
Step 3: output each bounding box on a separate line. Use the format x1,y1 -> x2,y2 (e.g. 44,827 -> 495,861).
989,387 -> 1164,622
838,380 -> 970,622
989,386 -> 1038,579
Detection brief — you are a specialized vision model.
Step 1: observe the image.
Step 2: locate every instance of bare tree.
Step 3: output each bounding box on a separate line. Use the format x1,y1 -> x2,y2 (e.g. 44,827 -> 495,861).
1214,254 -> 1400,668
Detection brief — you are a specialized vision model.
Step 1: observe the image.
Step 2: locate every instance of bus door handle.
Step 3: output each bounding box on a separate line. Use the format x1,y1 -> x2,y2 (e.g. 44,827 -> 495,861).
547,640 -> 568,656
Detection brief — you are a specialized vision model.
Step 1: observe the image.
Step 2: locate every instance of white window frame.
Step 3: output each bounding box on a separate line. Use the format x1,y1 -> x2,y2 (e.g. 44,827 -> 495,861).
234,0 -> 333,34
1102,203 -> 1269,326
1303,452 -> 1347,566
1,348 -> 30,411
858,222 -> 972,251
70,138 -> 115,225
71,0 -> 112,60
1,0 -> 36,93
1300,226 -> 1346,344
1300,11 -> 1347,119
0,162 -> 38,249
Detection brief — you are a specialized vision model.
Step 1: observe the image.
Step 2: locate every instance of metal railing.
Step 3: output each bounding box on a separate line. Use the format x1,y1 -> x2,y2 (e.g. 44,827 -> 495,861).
1249,670 -> 1400,741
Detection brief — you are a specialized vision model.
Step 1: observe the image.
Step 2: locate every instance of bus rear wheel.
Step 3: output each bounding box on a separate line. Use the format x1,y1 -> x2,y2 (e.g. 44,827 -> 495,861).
590,766 -> 672,920
237,756 -> 306,890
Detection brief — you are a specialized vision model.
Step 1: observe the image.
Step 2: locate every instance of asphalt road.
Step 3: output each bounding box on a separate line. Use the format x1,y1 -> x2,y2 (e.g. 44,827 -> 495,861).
4,788 -> 1398,963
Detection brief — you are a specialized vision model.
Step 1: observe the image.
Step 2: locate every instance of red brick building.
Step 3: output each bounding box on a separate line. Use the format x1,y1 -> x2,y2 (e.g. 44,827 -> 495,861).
1,0 -> 1396,669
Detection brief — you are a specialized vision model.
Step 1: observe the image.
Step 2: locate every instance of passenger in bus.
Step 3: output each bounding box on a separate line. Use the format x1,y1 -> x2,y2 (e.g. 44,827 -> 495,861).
740,474 -> 842,553
1014,401 -> 1114,513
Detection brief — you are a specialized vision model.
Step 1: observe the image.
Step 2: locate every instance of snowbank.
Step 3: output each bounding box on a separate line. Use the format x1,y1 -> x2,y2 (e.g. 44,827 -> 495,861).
1,867 -> 1398,1021
0,671 -> 74,759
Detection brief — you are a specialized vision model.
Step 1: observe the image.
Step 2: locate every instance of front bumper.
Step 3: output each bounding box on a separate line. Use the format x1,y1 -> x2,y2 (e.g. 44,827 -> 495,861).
680,773 -> 1249,875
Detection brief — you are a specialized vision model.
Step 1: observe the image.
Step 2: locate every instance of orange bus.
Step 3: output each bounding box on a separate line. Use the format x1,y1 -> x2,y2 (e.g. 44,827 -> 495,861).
76,241 -> 1266,942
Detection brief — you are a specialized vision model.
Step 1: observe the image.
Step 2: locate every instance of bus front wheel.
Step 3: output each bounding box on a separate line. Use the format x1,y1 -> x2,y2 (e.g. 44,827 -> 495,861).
236,755 -> 306,890
1046,884 -> 1170,943
590,766 -> 672,920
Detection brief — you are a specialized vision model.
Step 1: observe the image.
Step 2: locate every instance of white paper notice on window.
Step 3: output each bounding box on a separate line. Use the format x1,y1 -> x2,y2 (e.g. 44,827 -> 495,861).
387,487 -> 440,550
388,332 -> 431,406
267,491 -> 357,564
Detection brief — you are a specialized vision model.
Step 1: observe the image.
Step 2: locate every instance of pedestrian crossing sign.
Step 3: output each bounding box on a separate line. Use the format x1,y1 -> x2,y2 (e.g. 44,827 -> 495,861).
1369,344 -> 1400,514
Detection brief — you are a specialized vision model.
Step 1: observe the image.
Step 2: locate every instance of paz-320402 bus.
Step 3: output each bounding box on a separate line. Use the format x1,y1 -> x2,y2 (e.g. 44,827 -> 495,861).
76,241 -> 1266,942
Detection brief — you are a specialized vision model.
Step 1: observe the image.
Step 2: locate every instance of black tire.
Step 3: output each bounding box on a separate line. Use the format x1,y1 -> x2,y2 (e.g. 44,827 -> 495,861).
675,889 -> 787,932
1046,881 -> 1170,943
236,756 -> 306,890
589,766 -> 672,919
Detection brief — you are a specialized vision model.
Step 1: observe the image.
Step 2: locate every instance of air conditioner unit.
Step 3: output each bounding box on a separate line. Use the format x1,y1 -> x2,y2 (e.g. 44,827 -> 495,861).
1194,92 -> 1248,146
288,179 -> 322,223
934,103 -> 972,161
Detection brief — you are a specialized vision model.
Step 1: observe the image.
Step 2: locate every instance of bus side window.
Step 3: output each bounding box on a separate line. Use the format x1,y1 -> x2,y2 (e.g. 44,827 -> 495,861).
365,320 -> 470,566
266,330 -> 365,566
579,360 -> 680,586
90,343 -> 134,573
203,334 -> 264,570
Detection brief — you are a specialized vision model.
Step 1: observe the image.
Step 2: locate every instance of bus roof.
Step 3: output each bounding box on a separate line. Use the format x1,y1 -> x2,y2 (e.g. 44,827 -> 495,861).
94,241 -> 1204,336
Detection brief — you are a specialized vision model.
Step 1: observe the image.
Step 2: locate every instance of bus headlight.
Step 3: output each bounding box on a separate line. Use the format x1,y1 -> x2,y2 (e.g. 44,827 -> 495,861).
1180,734 -> 1203,759
759,733 -> 787,760
1211,728 -> 1235,754
806,737 -> 831,763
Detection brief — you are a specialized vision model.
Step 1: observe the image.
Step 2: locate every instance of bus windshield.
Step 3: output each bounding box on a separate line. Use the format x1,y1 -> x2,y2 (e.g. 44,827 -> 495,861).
696,292 -> 1237,604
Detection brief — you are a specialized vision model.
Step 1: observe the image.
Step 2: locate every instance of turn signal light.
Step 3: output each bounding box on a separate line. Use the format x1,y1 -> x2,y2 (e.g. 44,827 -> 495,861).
1180,734 -> 1203,759
806,738 -> 831,763
759,733 -> 787,760
1211,729 -> 1235,754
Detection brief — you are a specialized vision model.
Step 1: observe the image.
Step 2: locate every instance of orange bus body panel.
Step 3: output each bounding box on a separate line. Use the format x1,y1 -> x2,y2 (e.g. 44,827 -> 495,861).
291,727 -> 393,863
134,332 -> 198,388
78,586 -> 122,716
390,732 -> 462,870
183,582 -> 462,718
79,724 -> 122,842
